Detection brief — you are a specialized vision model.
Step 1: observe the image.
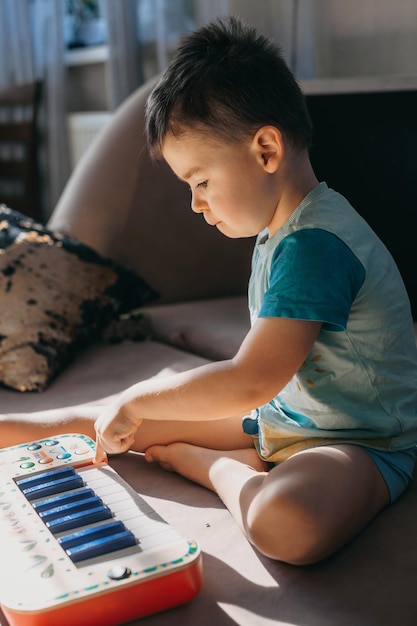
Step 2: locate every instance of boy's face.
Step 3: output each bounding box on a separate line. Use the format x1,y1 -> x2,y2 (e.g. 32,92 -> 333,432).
162,128 -> 280,239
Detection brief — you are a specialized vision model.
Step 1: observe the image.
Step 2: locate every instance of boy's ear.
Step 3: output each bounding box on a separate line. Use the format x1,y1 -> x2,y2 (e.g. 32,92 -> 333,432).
252,126 -> 284,173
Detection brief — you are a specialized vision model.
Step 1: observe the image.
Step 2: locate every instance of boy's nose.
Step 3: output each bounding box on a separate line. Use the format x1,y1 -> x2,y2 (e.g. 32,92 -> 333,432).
191,193 -> 205,214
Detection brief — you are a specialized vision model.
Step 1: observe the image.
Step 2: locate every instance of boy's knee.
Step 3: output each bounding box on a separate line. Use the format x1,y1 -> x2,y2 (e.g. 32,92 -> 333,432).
244,488 -> 329,565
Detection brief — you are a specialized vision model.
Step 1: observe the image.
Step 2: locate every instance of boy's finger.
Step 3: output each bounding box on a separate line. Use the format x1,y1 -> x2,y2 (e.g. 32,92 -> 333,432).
93,437 -> 106,465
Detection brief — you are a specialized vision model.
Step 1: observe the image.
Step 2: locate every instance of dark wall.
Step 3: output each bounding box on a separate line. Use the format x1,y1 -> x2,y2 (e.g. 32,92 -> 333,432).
306,90 -> 417,318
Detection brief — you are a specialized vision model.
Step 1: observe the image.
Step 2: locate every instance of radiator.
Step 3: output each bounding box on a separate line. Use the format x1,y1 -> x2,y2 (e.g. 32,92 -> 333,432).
67,112 -> 113,169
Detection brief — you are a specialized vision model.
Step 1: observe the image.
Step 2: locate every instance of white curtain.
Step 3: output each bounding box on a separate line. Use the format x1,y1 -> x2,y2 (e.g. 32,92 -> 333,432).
39,1 -> 71,212
0,0 -> 71,220
103,0 -> 143,110
0,0 -> 34,86
103,0 -> 196,110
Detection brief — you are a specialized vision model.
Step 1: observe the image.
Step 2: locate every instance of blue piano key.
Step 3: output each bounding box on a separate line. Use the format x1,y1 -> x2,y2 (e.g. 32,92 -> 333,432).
39,496 -> 103,522
59,520 -> 128,550
65,531 -> 137,562
46,505 -> 113,534
16,467 -> 77,489
20,474 -> 85,501
33,488 -> 95,513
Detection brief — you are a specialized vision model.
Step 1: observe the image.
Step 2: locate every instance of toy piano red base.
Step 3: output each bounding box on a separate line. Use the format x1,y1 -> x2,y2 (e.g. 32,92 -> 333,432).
0,434 -> 203,626
2,558 -> 203,626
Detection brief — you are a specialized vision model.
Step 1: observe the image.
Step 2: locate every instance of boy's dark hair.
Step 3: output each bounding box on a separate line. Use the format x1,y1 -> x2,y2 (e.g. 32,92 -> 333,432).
146,15 -> 313,157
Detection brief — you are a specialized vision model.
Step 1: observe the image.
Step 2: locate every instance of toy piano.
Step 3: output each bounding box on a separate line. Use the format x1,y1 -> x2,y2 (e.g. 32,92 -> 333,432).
0,434 -> 202,626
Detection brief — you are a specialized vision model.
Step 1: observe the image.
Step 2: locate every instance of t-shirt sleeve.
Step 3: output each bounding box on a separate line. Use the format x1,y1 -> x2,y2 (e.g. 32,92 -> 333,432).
259,229 -> 365,331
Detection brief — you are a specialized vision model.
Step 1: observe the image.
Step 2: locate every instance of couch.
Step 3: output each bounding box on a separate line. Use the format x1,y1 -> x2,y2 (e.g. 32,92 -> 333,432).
1,77 -> 417,626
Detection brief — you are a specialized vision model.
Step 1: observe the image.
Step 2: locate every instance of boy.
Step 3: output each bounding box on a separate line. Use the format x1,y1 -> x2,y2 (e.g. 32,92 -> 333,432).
6,17 -> 417,565
93,16 -> 417,564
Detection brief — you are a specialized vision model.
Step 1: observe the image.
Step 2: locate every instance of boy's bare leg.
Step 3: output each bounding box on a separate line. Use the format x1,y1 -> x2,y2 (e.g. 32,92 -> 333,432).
0,408 -> 253,454
0,405 -> 101,447
131,415 -> 255,452
145,441 -> 390,565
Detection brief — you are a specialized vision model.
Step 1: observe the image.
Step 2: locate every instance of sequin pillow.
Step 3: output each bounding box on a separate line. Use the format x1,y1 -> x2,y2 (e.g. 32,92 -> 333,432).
0,206 -> 158,391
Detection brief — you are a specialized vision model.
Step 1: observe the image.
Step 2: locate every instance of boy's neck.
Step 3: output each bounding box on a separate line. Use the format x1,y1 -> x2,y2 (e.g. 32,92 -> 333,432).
268,151 -> 319,237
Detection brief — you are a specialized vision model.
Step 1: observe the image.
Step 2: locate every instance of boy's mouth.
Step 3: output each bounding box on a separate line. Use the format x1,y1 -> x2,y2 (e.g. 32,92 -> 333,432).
204,216 -> 220,227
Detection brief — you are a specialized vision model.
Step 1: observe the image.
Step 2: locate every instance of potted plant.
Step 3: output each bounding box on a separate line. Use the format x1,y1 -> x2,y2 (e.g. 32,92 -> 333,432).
65,0 -> 106,48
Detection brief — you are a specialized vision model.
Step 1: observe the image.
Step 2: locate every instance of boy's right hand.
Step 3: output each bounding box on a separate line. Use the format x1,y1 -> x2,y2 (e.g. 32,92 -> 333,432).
94,401 -> 143,455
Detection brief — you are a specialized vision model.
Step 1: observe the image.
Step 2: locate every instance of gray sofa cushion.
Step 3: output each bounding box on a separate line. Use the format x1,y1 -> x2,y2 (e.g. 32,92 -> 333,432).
1,326 -> 417,626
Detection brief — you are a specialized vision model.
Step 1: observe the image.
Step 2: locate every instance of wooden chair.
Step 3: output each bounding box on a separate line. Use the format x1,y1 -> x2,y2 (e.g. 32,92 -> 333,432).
0,81 -> 42,221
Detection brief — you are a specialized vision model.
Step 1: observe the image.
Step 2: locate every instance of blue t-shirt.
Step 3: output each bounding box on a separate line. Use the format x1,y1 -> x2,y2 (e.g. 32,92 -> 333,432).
247,182 -> 417,461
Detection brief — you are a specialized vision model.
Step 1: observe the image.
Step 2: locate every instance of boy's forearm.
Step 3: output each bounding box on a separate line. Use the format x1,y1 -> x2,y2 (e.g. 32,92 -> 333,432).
93,356 -> 274,455
117,358 -> 268,424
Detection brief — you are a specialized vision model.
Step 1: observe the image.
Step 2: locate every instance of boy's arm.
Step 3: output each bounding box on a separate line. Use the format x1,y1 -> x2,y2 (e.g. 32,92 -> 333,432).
94,317 -> 322,454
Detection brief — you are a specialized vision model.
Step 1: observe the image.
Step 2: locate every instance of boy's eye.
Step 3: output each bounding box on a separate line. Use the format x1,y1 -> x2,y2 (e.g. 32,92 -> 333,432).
196,180 -> 208,189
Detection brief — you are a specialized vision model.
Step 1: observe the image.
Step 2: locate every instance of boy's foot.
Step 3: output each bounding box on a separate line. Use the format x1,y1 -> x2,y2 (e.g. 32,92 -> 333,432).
144,442 -> 267,491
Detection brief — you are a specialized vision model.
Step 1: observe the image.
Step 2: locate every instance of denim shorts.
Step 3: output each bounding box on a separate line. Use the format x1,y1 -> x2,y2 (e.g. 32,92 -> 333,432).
358,445 -> 417,502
